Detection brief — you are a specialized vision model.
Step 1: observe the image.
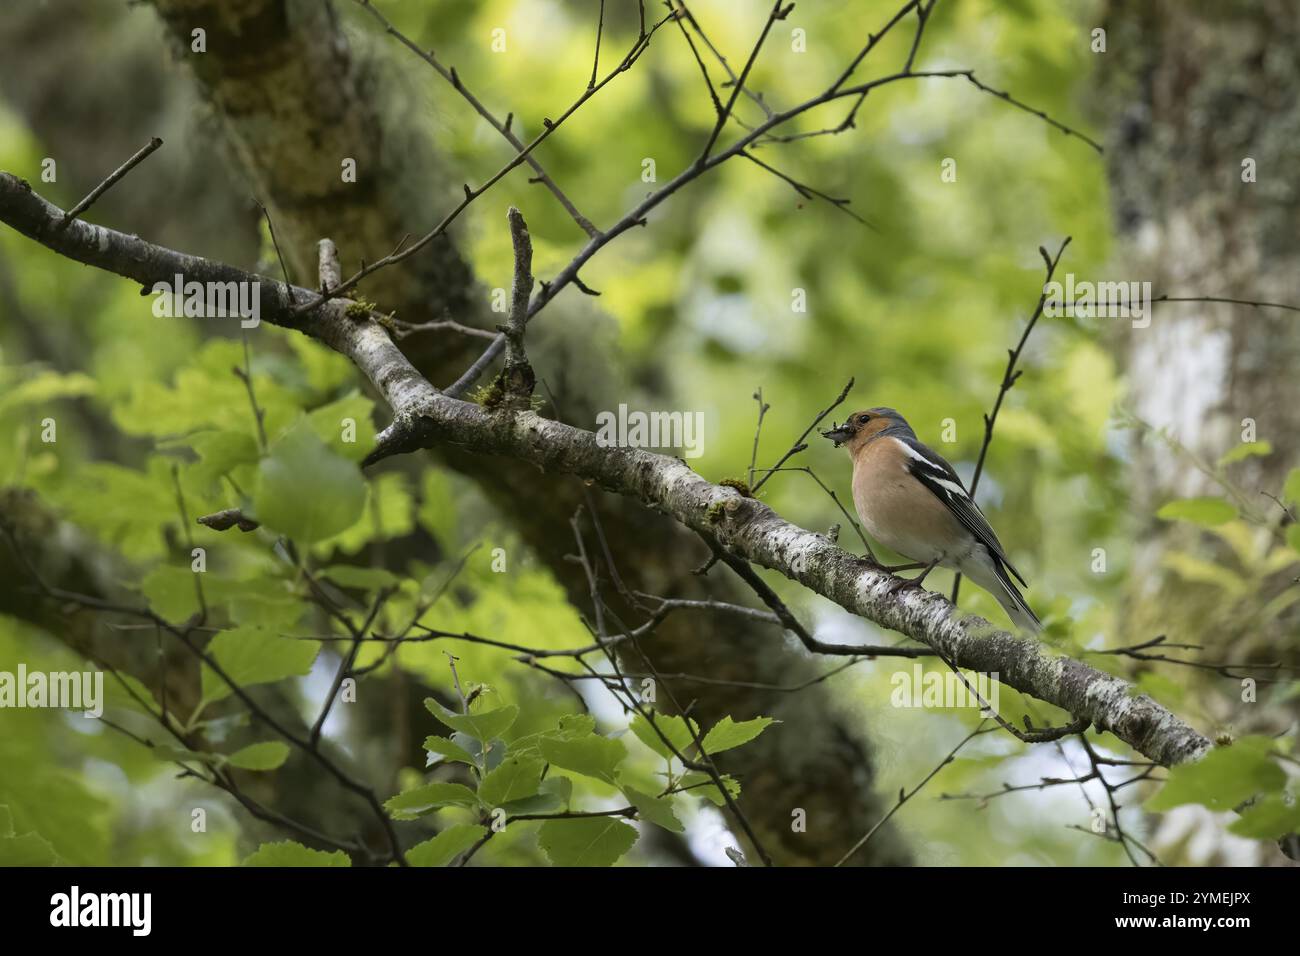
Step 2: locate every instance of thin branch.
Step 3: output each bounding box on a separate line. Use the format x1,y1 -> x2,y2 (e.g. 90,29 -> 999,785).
499,206 -> 536,405
700,1 -> 791,160
747,387 -> 770,488
835,721 -> 989,866
752,377 -> 854,493
952,237 -> 1070,604
353,0 -> 603,239
55,136 -> 163,230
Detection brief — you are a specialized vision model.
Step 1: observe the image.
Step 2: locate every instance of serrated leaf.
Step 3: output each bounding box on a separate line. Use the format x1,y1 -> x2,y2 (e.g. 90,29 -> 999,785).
1146,737 -> 1286,812
188,429 -> 260,485
241,841 -> 350,867
556,714 -> 597,738
539,733 -> 627,784
226,741 -> 290,771
253,424 -> 366,543
407,824 -> 487,867
541,775 -> 573,809
423,735 -> 477,767
630,713 -> 699,761
498,792 -> 564,815
200,626 -> 320,707
424,698 -> 518,744
623,786 -> 684,832
1155,497 -> 1236,527
384,782 -> 481,819
537,817 -> 638,867
677,771 -> 741,806
700,716 -> 778,754
478,755 -> 545,808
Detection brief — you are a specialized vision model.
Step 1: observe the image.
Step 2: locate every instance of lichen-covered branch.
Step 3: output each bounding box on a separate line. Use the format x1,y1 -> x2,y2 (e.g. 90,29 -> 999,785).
0,171 -> 1211,769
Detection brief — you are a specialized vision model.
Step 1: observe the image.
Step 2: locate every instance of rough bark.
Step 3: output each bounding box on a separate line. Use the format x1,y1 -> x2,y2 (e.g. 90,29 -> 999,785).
1094,0 -> 1300,862
0,170 -> 1214,773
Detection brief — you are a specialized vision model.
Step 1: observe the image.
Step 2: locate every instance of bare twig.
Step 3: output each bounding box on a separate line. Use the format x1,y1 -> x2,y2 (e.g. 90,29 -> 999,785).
55,136 -> 163,230
952,237 -> 1070,604
836,721 -> 989,866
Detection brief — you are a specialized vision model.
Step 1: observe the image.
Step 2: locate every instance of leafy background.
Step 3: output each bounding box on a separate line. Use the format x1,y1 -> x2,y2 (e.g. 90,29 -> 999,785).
0,0 -> 1296,866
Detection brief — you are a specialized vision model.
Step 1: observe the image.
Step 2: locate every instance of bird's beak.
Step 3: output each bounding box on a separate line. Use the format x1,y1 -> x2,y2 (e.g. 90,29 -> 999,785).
822,423 -> 854,447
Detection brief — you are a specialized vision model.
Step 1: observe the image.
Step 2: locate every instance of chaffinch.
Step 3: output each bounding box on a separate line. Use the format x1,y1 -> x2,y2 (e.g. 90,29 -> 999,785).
823,407 -> 1041,634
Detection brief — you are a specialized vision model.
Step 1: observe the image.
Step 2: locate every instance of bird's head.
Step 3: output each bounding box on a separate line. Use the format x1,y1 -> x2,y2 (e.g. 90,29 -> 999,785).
821,407 -> 912,451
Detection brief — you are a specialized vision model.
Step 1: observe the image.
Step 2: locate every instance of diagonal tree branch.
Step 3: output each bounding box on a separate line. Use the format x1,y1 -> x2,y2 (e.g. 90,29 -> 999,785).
0,172 -> 1210,769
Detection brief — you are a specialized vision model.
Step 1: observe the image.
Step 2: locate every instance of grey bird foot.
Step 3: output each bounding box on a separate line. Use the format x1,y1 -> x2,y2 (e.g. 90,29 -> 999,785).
885,559 -> 939,594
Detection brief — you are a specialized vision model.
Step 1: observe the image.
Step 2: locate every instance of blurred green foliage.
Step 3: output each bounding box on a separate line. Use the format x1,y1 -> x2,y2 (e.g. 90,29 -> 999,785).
0,0 -> 1296,867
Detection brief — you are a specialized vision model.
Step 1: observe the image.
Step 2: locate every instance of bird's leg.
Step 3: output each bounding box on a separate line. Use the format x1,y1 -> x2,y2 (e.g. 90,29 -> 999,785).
874,561 -> 926,573
851,544 -> 923,574
885,558 -> 940,594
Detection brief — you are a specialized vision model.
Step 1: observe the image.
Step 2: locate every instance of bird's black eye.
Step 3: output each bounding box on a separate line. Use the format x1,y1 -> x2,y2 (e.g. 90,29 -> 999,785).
857,414 -> 870,424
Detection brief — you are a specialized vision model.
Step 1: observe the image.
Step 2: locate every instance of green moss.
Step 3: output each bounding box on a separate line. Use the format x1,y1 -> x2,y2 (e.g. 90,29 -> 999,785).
470,374 -> 506,410
719,477 -> 753,498
345,297 -> 378,320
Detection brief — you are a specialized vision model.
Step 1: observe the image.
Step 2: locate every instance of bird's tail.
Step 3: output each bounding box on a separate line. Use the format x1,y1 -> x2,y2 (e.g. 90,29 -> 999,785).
989,560 -> 1042,634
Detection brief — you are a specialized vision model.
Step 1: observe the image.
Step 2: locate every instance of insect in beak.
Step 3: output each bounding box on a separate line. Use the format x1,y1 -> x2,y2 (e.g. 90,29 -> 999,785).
821,423 -> 855,447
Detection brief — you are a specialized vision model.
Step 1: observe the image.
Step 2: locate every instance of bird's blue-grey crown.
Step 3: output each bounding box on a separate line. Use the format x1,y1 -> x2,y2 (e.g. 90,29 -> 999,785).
821,406 -> 916,446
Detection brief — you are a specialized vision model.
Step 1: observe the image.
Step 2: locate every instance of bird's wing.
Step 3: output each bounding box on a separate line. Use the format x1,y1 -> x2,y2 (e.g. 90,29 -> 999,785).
893,436 -> 1028,587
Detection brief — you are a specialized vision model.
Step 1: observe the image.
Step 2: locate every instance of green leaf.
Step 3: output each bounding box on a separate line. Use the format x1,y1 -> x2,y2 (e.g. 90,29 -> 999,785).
498,792 -> 564,815
540,775 -> 573,809
555,714 -> 597,737
677,771 -> 741,807
226,741 -> 290,771
384,782 -> 481,819
539,733 -> 627,784
407,824 -> 487,867
140,565 -> 204,623
1218,440 -> 1272,466
1287,524 -> 1300,556
0,370 -> 95,414
253,424 -> 367,543
623,786 -> 684,832
424,698 -> 518,744
1146,737 -> 1286,812
423,735 -> 477,767
536,817 -> 638,867
701,716 -> 778,754
200,626 -> 320,707
306,391 -> 377,462
478,755 -> 545,808
101,672 -> 159,715
629,713 -> 699,761
241,841 -> 350,867
1155,497 -> 1237,527
187,429 -> 260,485
1228,794 -> 1300,840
